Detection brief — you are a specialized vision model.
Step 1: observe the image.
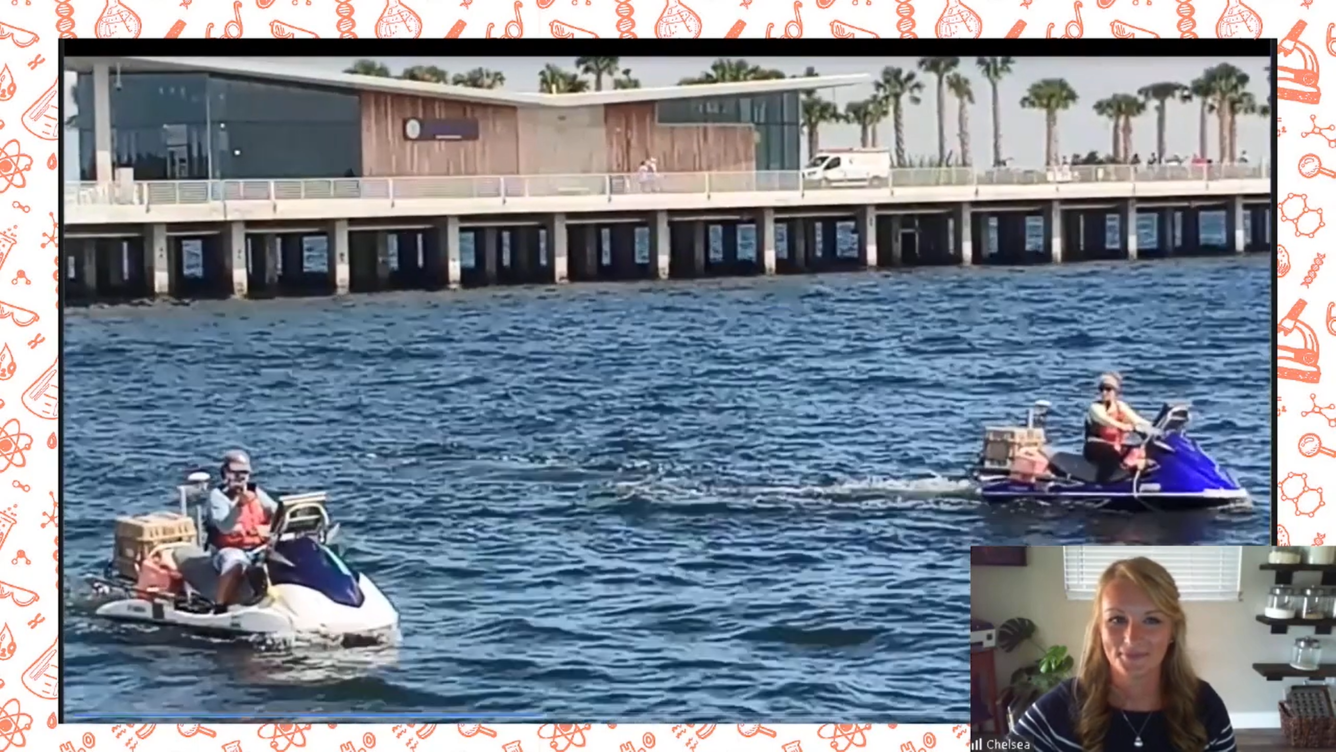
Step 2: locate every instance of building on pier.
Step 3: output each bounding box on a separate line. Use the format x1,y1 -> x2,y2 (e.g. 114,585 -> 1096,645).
62,57 -> 1273,304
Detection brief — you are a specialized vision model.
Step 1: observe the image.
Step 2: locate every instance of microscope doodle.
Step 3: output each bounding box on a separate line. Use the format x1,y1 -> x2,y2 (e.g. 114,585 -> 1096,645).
1280,20 -> 1321,105
1279,299 -> 1321,384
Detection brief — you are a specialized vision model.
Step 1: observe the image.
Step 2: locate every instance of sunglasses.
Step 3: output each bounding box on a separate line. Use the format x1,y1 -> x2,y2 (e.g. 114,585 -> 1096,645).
224,467 -> 251,477
1100,385 -> 1118,392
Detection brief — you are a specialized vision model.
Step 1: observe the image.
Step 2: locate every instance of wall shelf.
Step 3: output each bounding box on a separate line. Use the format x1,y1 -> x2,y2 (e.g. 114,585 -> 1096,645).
1253,663 -> 1336,681
1256,614 -> 1336,635
1260,563 -> 1336,586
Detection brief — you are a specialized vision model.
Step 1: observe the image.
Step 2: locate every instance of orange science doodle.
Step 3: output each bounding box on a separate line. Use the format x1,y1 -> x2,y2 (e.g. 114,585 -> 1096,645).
538,724 -> 592,752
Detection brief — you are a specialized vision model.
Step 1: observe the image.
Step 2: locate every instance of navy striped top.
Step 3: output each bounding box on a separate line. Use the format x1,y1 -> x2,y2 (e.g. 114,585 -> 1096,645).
1006,678 -> 1236,752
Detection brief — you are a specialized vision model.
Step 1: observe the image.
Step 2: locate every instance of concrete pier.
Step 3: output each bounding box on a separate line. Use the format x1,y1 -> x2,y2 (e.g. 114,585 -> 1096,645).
64,165 -> 1271,305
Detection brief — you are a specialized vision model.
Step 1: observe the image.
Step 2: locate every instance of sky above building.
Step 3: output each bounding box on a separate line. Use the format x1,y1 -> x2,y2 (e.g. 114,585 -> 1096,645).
62,55 -> 1271,178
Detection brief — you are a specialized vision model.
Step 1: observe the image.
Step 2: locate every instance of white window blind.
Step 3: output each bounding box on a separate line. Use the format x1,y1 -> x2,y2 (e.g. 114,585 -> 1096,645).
1063,546 -> 1242,601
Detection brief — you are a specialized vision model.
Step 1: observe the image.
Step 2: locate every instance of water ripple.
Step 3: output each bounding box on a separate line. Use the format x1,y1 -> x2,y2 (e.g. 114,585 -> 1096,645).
63,256 -> 1268,721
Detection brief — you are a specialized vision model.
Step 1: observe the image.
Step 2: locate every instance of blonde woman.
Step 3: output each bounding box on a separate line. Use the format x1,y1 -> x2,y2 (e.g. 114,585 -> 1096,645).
1084,372 -> 1155,479
1006,557 -> 1236,752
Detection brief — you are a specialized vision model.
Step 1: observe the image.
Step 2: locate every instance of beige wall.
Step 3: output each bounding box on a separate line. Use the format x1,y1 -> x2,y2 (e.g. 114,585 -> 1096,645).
971,546 -> 1326,729
515,105 -> 609,175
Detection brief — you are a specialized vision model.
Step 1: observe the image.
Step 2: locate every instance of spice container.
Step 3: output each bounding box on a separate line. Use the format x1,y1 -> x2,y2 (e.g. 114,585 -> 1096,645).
1310,547 -> 1336,565
1273,547 -> 1304,564
1269,585 -> 1299,619
1302,588 -> 1331,620
1294,638 -> 1324,671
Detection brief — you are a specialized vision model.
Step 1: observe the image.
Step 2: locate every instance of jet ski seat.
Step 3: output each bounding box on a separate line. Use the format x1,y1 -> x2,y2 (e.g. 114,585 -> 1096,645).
169,545 -> 258,605
1046,452 -> 1134,485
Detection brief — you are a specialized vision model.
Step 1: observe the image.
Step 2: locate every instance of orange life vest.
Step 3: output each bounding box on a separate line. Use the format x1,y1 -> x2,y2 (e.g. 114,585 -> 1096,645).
1086,401 -> 1131,449
213,489 -> 272,550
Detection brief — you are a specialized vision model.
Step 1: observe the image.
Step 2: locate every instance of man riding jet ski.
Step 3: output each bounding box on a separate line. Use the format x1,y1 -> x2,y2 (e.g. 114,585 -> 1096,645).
972,378 -> 1247,512
86,453 -> 399,641
208,449 -> 279,614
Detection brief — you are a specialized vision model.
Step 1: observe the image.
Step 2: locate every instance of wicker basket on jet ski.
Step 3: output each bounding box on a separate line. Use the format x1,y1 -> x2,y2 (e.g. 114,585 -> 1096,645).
972,401 -> 1248,512
87,471 -> 399,639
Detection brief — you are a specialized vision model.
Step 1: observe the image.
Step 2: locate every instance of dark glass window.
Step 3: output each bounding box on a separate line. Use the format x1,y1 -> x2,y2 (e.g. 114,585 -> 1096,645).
206,77 -> 362,179
75,72 -> 210,180
73,72 -> 362,181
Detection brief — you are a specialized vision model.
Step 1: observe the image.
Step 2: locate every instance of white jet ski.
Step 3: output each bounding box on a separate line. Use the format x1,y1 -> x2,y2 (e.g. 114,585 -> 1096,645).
86,472 -> 399,643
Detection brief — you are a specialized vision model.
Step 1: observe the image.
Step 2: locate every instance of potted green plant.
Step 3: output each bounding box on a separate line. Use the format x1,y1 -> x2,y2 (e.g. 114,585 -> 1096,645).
997,617 -> 1076,730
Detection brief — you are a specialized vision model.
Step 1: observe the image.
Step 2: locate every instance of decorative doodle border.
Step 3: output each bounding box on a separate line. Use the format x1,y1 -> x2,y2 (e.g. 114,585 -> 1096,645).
41,0 -> 1284,750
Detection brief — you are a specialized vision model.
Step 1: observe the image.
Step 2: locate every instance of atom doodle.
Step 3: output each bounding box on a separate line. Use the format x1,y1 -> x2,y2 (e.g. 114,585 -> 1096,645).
0,141 -> 31,193
1306,395 -> 1336,427
538,724 -> 592,752
0,698 -> 30,752
257,724 -> 312,752
818,724 -> 873,752
1282,472 -> 1326,518
1280,193 -> 1327,238
0,419 -> 30,472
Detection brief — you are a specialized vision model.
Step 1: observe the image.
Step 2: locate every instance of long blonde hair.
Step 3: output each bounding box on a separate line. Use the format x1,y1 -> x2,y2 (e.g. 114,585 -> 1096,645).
1074,557 -> 1207,752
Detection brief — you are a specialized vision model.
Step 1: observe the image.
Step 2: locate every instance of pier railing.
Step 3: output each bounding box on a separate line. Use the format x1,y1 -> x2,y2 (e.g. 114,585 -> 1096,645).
65,163 -> 1271,209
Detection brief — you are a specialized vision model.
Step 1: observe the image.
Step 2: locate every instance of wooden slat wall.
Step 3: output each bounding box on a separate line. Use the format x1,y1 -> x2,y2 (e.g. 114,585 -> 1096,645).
359,91 -> 520,177
604,103 -> 757,175
516,106 -> 609,175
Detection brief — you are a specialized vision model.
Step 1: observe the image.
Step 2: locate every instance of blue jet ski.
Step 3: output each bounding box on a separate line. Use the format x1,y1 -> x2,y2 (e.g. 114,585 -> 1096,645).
973,401 -> 1248,513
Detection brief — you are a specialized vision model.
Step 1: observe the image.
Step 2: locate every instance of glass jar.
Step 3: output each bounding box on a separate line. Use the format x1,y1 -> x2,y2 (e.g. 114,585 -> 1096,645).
1268,585 -> 1298,619
1272,546 -> 1304,564
1294,637 -> 1323,671
1301,587 -> 1329,620
1309,546 -> 1336,565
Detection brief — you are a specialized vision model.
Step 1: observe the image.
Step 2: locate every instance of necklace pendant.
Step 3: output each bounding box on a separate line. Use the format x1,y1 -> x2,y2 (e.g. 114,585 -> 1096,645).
1134,738 -> 1144,748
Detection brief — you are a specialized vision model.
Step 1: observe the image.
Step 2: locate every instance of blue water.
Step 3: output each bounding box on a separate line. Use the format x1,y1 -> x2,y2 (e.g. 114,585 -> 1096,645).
62,253 -> 1268,720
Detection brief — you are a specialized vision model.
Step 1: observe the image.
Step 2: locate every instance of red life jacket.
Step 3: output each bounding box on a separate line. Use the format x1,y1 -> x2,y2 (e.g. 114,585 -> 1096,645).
214,490 -> 272,550
1086,401 -> 1131,449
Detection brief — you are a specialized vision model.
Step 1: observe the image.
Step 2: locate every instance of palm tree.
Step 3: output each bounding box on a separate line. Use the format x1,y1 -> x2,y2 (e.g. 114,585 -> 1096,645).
1226,90 -> 1267,162
795,66 -> 839,159
1020,78 -> 1079,166
613,69 -> 641,89
452,68 -> 506,89
946,72 -> 973,167
873,66 -> 924,167
1188,73 -> 1216,159
538,64 -> 589,94
844,99 -> 879,148
680,58 -> 786,85
344,59 -> 391,77
1111,94 -> 1146,163
399,65 -> 449,83
576,57 -> 621,92
1204,63 -> 1249,162
1093,97 -> 1122,160
1136,82 -> 1189,160
917,57 -> 960,164
976,57 -> 1014,167
802,95 -> 840,157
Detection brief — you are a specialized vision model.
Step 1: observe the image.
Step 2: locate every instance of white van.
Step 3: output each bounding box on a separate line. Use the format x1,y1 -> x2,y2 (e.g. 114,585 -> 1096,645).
802,149 -> 893,188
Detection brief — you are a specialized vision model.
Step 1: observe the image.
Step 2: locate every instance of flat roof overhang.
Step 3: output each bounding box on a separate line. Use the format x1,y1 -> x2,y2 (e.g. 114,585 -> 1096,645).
62,56 -> 871,109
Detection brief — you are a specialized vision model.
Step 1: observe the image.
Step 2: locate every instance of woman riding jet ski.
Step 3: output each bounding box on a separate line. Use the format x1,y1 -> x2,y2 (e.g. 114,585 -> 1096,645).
973,378 -> 1247,512
1084,372 -> 1160,482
